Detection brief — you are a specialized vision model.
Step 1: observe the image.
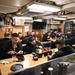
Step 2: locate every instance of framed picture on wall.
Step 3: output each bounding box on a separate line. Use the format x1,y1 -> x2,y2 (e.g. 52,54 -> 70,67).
6,28 -> 13,33
24,26 -> 29,32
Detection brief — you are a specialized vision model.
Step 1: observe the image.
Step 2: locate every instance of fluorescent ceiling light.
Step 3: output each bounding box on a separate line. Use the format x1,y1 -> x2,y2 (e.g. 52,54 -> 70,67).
67,17 -> 75,19
28,2 -> 61,12
33,19 -> 42,22
60,15 -> 67,17
29,9 -> 44,13
54,17 -> 66,20
43,15 -> 57,19
13,16 -> 32,20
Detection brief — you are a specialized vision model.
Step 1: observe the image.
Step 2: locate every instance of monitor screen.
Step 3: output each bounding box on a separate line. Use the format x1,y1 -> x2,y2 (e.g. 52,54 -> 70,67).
33,21 -> 46,29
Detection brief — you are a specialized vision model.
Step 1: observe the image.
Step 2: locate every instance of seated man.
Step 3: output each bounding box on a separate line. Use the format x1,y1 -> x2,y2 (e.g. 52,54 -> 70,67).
18,32 -> 25,43
0,32 -> 11,49
0,33 -> 24,59
21,31 -> 31,44
18,32 -> 24,40
3,32 -> 11,41
43,31 -> 51,41
23,36 -> 44,54
48,39 -> 75,60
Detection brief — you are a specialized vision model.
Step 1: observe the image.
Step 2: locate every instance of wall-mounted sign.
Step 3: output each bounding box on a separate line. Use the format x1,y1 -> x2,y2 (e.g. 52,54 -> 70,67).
24,26 -> 29,32
51,20 -> 60,24
6,28 -> 13,33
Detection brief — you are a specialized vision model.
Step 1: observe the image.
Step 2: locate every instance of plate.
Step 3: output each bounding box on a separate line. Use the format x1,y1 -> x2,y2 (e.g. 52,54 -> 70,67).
11,64 -> 23,71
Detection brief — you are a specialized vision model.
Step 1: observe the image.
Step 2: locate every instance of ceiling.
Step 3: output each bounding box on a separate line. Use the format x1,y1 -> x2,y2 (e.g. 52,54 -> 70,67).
0,0 -> 75,19
0,0 -> 31,13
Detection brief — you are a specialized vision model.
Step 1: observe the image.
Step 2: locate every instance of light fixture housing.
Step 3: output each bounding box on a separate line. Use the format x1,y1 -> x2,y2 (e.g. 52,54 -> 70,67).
29,9 -> 44,13
54,17 -> 66,20
27,2 -> 61,12
13,16 -> 32,20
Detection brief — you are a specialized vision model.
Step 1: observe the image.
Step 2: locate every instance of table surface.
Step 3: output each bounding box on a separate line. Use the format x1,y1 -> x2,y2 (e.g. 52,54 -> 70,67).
0,48 -> 58,75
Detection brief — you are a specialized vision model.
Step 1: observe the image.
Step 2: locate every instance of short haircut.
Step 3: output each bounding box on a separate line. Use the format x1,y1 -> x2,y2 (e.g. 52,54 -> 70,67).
27,31 -> 31,35
4,32 -> 10,37
55,39 -> 65,45
18,32 -> 22,34
47,31 -> 51,33
29,36 -> 35,42
11,33 -> 19,37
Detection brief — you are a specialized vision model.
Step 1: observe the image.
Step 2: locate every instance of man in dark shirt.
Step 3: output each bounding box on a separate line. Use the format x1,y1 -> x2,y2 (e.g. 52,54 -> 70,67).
0,32 -> 11,50
23,36 -> 44,54
43,31 -> 51,41
2,32 -> 11,44
18,32 -> 25,43
3,32 -> 11,41
48,39 -> 75,60
0,33 -> 23,59
21,31 -> 31,44
18,32 -> 24,40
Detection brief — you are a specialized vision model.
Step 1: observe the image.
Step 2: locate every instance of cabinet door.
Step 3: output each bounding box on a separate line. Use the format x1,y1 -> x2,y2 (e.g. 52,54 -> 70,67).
33,29 -> 43,42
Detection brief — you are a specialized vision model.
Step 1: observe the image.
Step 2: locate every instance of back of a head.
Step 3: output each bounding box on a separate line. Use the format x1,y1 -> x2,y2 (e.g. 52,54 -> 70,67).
18,32 -> 22,34
27,31 -> 31,36
11,33 -> 19,37
29,36 -> 35,42
55,39 -> 65,46
4,32 -> 10,38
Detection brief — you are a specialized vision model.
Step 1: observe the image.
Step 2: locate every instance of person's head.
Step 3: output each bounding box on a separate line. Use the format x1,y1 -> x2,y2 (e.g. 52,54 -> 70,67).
55,39 -> 65,49
52,29 -> 57,34
4,32 -> 11,38
18,32 -> 23,39
31,31 -> 35,36
54,30 -> 57,34
11,33 -> 19,44
28,36 -> 36,45
47,31 -> 51,36
27,31 -> 31,36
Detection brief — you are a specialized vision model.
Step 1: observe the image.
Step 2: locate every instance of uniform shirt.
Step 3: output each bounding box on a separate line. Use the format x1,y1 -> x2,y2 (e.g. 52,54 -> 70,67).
48,45 -> 75,60
0,40 -> 22,59
23,41 -> 43,54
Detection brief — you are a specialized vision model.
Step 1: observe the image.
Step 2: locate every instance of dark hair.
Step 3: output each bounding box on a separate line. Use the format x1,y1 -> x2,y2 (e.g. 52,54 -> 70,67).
18,32 -> 22,34
11,33 -> 19,37
27,31 -> 31,35
4,32 -> 10,37
47,31 -> 51,33
55,39 -> 65,45
29,36 -> 35,42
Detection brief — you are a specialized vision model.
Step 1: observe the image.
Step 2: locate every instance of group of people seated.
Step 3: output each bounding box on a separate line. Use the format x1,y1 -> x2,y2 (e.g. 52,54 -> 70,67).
42,30 -> 61,42
18,31 -> 38,44
0,32 -> 43,60
0,33 -> 23,59
0,30 -> 75,61
48,39 -> 75,60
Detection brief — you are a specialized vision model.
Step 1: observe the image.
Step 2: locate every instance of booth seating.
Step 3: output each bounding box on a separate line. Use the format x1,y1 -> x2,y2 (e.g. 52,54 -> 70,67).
65,37 -> 75,50
41,41 -> 56,49
8,53 -> 75,75
65,37 -> 75,46
41,41 -> 51,47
